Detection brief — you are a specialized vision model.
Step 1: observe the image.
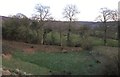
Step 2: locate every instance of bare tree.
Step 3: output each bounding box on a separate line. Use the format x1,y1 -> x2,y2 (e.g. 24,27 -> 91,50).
111,10 -> 118,21
96,8 -> 112,46
34,4 -> 51,44
111,10 -> 118,40
63,4 -> 80,46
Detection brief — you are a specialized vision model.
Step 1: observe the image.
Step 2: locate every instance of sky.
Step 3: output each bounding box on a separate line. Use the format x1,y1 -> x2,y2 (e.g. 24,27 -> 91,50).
0,0 -> 119,21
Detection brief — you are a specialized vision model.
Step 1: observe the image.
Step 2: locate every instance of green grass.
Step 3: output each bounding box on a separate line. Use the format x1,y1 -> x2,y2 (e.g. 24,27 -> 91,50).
46,32 -> 63,45
3,45 -> 118,75
107,39 -> 118,47
46,32 -> 118,47
90,37 -> 118,47
2,36 -> 118,75
10,50 -> 103,75
92,46 -> 118,59
2,57 -> 51,75
90,37 -> 104,46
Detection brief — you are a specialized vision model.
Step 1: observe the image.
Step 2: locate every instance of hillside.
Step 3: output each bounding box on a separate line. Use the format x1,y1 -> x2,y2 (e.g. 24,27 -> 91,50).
1,16 -> 118,30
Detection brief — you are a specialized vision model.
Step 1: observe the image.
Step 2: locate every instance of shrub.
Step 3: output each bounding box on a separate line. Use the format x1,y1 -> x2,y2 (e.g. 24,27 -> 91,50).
45,31 -> 60,45
81,38 -> 93,50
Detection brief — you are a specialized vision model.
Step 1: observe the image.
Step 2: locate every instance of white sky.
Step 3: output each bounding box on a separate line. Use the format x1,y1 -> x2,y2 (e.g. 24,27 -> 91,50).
0,0 -> 119,21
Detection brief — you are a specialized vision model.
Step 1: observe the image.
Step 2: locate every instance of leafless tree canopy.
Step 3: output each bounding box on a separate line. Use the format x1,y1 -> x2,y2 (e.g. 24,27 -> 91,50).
63,4 -> 80,21
34,4 -> 51,21
9,13 -> 27,19
96,8 -> 118,22
111,10 -> 118,21
97,8 -> 112,22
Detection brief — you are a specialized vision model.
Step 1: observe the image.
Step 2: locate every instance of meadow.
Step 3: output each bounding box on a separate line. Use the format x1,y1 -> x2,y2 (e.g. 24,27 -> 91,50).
2,38 -> 118,75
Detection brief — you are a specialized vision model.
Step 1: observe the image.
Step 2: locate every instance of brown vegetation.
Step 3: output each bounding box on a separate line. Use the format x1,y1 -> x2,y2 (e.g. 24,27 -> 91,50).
3,40 -> 83,54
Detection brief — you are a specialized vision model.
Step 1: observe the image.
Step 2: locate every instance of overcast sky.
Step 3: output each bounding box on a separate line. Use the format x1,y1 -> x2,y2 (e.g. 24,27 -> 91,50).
0,0 -> 119,21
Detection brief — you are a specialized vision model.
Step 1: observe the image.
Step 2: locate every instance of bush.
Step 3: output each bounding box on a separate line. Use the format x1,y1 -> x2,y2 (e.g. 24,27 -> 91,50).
81,38 -> 93,50
70,33 -> 80,47
45,31 -> 60,45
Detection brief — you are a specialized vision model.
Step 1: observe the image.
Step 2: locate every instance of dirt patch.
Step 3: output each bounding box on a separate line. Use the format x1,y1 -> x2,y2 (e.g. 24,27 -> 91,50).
35,45 -> 83,53
2,54 -> 12,60
23,48 -> 35,54
3,40 -> 83,53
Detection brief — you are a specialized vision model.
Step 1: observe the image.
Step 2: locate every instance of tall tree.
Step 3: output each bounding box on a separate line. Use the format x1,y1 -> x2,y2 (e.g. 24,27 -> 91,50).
63,4 -> 80,46
111,10 -> 118,21
96,8 -> 112,46
35,4 -> 51,44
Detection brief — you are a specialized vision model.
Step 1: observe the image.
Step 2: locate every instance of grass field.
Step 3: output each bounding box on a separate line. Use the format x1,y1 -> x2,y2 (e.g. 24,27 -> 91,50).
3,50 -> 102,75
2,40 -> 118,75
2,57 -> 50,75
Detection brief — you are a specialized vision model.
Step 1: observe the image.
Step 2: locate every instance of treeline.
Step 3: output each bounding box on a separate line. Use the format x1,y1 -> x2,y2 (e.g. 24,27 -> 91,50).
2,14 -> 93,50
2,4 -> 118,50
2,14 -> 118,49
3,14 -> 48,44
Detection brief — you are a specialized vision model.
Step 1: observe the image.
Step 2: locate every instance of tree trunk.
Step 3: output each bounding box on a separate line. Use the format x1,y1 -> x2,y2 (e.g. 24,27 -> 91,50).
41,28 -> 44,45
43,30 -> 46,45
60,31 -> 62,46
67,21 -> 71,46
36,30 -> 40,43
67,31 -> 70,46
104,22 -> 107,46
51,31 -> 55,45
118,21 -> 120,47
41,29 -> 47,45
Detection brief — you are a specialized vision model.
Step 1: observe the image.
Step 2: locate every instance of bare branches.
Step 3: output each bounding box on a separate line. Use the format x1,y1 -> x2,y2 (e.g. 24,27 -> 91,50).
99,8 -> 112,22
95,7 -> 112,46
63,4 -> 80,21
95,15 -> 103,22
96,7 -> 118,22
35,4 -> 51,21
111,10 -> 118,21
62,4 -> 80,46
33,4 -> 53,45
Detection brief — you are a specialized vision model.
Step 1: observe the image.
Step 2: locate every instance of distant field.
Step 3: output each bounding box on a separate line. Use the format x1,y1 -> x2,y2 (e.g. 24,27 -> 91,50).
46,32 -> 118,47
90,37 -> 118,47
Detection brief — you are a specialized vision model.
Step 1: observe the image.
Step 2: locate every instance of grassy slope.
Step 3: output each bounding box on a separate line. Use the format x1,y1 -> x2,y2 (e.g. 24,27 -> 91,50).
90,37 -> 118,47
2,57 -> 51,75
92,46 -> 118,59
11,51 -> 104,75
2,40 -> 118,75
